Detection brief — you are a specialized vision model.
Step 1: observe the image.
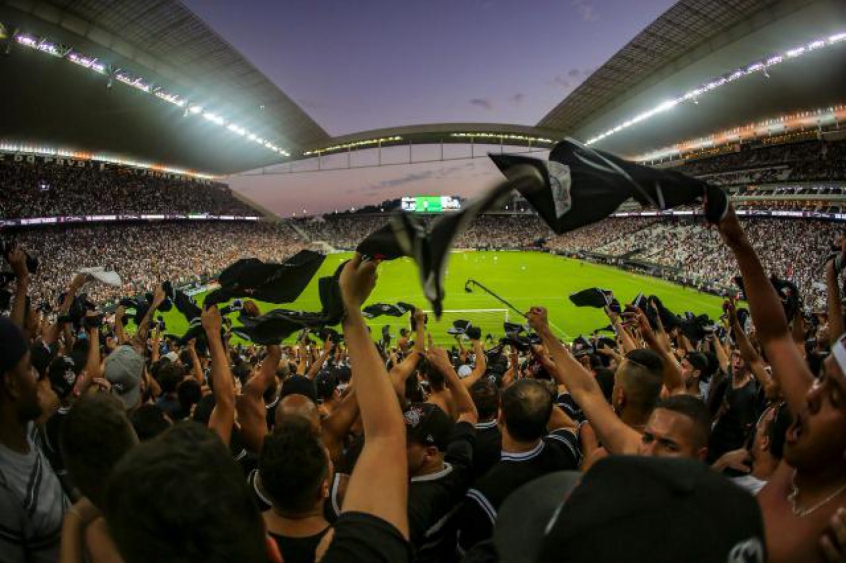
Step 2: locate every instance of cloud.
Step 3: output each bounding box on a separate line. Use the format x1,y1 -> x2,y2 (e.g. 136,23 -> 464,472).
571,0 -> 599,22
509,93 -> 526,105
469,98 -> 493,111
552,75 -> 571,89
364,163 -> 476,192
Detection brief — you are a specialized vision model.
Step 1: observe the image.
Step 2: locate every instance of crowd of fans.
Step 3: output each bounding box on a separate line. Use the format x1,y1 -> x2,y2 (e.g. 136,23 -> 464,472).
10,222 -> 308,306
0,159 -> 255,218
679,139 -> 846,187
2,200 -> 846,563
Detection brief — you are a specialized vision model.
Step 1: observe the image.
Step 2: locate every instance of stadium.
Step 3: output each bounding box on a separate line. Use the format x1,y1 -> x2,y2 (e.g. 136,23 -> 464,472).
1,0 -> 846,562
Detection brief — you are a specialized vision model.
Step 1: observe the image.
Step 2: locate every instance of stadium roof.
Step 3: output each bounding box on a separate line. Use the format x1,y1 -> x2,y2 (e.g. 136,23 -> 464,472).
538,0 -> 846,156
0,0 -> 329,174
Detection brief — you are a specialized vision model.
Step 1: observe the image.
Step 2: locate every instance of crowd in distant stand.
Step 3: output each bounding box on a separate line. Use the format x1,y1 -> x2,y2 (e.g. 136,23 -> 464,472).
11,222 -> 308,306
0,159 -> 255,218
679,139 -> 846,186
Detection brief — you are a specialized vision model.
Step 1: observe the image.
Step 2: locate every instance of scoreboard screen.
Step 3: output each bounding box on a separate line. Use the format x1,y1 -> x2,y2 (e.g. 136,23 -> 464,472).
401,196 -> 461,213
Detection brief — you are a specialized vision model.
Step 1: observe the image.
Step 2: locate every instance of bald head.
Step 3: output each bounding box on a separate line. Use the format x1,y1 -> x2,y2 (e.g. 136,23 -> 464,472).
276,394 -> 320,433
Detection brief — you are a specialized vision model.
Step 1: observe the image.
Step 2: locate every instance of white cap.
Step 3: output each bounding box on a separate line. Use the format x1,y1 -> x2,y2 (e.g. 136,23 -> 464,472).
457,365 -> 473,378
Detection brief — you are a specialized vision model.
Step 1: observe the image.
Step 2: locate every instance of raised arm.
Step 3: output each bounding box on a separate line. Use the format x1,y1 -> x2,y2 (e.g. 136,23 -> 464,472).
389,351 -> 421,400
338,256 -> 408,538
237,344 -> 281,453
529,306 -> 641,455
7,248 -> 30,330
413,308 -> 426,354
306,338 -> 333,380
825,258 -> 844,346
131,286 -> 166,354
461,338 -> 487,388
202,305 -> 236,446
427,346 -> 478,425
717,205 -> 813,413
74,313 -> 102,396
634,308 -> 684,395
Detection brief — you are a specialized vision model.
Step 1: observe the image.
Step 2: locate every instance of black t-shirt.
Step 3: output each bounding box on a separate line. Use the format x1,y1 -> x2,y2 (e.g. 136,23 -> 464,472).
42,407 -> 74,494
408,421 -> 476,563
320,512 -> 411,563
269,527 -> 331,563
247,469 -> 343,524
472,420 -> 501,481
556,393 -> 583,423
709,377 -> 760,461
456,429 -> 581,555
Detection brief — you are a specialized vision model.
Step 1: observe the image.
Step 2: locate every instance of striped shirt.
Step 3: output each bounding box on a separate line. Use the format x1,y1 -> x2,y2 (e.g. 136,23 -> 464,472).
0,424 -> 68,563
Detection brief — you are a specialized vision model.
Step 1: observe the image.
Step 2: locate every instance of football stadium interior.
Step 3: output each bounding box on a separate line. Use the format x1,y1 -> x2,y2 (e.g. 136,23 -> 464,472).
2,0 -> 846,561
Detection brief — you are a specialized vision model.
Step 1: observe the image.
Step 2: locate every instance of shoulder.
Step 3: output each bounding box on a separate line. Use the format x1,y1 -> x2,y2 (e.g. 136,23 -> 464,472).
320,512 -> 411,563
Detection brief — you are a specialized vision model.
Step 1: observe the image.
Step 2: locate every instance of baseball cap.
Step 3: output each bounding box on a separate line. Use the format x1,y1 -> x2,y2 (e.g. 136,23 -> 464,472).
105,345 -> 144,410
0,316 -> 28,374
48,355 -> 83,399
685,352 -> 709,374
495,456 -> 766,563
403,402 -> 453,451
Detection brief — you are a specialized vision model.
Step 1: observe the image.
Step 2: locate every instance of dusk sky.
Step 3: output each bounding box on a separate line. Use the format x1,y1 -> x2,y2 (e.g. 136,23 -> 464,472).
184,0 -> 678,217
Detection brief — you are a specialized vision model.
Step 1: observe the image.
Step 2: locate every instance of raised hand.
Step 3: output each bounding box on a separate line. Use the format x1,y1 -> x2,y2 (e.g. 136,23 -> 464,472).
339,254 -> 378,312
201,304 -> 223,336
526,306 -> 550,334
6,247 -> 28,279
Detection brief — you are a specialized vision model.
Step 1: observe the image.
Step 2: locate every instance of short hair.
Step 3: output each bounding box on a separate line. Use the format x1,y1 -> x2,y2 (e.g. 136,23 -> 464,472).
130,404 -> 171,442
260,416 -> 328,513
501,379 -> 553,442
616,349 -> 664,414
594,368 -> 616,404
60,393 -> 137,508
655,395 -> 712,450
470,379 -> 500,421
157,362 -> 185,394
176,379 -> 202,418
766,403 -> 792,460
104,422 -> 266,563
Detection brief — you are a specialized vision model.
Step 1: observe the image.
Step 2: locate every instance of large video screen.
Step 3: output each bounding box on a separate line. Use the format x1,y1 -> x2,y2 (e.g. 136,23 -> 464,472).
401,195 -> 461,213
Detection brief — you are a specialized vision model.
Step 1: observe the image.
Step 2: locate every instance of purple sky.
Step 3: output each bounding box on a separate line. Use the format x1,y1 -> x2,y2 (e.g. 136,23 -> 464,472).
184,0 -> 677,216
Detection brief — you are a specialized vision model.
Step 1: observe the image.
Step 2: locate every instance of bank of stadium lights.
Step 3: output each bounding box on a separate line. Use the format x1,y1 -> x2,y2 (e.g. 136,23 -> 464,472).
634,104 -> 846,163
10,29 -> 289,157
303,136 -> 403,156
585,30 -> 846,146
0,141 -> 216,180
450,132 -> 555,144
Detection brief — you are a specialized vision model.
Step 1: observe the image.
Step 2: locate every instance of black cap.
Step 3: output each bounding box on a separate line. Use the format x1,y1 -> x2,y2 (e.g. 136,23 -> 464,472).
685,351 -> 709,373
569,288 -> 612,308
279,375 -> 318,404
403,402 -> 453,451
47,355 -> 82,399
0,317 -> 28,374
496,456 -> 766,563
206,250 -> 325,306
30,341 -> 57,378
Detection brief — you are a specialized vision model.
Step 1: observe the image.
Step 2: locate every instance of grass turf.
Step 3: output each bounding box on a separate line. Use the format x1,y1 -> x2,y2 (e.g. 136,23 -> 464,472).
154,251 -> 726,346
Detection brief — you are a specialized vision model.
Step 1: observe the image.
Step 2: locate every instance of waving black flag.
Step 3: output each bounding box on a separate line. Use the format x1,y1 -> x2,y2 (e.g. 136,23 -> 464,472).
361,302 -> 416,319
489,138 -> 727,235
357,168 -> 543,317
205,250 -> 325,306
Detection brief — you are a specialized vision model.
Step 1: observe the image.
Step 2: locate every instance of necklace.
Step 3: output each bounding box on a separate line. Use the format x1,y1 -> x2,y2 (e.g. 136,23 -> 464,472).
787,470 -> 846,517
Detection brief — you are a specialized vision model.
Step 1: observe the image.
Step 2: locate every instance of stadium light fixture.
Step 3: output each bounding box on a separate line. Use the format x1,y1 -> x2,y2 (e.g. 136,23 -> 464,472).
0,140 -> 217,179
585,30 -> 846,146
303,136 -> 403,156
7,25 -> 290,158
633,103 -> 846,162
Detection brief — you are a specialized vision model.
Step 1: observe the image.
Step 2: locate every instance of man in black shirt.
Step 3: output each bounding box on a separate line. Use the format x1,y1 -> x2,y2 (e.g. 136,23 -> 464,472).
456,379 -> 580,554
405,345 -> 478,562
469,379 -> 501,480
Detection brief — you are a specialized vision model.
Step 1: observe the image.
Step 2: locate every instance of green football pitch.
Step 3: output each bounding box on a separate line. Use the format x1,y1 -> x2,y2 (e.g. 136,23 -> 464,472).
154,251 -> 726,345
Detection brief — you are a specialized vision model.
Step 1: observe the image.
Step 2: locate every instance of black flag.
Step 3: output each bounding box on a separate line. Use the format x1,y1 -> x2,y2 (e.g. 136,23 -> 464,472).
356,168 -> 542,317
205,250 -> 325,306
489,138 -> 727,235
